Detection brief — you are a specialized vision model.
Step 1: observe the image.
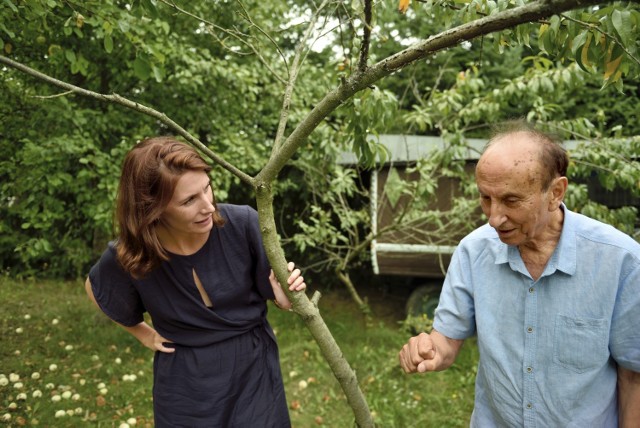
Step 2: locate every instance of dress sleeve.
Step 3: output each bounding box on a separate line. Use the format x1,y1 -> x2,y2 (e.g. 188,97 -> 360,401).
246,206 -> 276,300
88,243 -> 145,327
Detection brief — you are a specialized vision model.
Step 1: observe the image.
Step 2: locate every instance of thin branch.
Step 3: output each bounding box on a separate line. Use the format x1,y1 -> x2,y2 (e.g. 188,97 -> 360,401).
271,0 -> 332,154
157,0 -> 287,85
31,90 -> 74,99
234,0 -> 290,77
0,55 -> 253,185
358,0 -> 373,72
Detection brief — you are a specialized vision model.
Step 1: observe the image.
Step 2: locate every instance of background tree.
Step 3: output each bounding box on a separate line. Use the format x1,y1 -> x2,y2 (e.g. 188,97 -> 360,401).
2,0 -> 639,425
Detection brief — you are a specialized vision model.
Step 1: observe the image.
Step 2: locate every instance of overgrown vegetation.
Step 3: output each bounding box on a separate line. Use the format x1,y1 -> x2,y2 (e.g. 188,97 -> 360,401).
0,278 -> 477,427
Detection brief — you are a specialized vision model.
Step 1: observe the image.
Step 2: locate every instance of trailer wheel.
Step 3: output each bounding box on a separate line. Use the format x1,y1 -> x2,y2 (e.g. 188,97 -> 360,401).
405,284 -> 441,319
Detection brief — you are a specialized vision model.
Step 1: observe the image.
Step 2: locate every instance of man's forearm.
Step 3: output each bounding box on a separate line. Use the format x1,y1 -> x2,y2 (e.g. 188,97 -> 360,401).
618,366 -> 640,427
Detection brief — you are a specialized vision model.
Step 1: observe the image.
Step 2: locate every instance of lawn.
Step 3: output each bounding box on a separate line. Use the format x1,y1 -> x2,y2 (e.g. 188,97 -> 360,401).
0,278 -> 477,427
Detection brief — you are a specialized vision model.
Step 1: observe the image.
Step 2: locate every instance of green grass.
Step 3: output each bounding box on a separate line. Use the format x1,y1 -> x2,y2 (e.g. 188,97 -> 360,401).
0,278 -> 477,427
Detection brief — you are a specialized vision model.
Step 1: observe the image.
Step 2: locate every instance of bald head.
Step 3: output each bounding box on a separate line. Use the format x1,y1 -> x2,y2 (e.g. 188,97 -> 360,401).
478,133 -> 545,191
479,127 -> 569,191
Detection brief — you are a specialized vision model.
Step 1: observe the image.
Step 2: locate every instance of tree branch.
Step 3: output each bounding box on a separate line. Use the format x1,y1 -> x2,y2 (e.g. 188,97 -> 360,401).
0,54 -> 254,185
256,0 -> 606,184
272,0 -> 332,154
357,0 -> 373,72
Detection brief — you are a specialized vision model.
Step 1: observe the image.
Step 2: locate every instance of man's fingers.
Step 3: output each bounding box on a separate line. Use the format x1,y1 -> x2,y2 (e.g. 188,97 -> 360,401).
399,333 -> 438,373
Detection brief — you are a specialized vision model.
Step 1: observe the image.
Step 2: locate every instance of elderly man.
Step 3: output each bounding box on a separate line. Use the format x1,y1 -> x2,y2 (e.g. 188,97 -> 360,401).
399,123 -> 640,426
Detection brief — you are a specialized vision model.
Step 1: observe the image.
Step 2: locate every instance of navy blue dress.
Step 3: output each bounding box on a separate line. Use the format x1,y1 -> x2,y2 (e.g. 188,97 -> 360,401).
89,204 -> 290,427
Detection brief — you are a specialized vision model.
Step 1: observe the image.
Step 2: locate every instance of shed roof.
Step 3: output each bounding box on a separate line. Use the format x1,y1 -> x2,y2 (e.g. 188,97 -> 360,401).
338,134 -> 581,165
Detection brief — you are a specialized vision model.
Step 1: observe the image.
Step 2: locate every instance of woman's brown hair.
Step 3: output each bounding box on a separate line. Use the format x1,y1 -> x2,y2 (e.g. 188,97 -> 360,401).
115,137 -> 224,278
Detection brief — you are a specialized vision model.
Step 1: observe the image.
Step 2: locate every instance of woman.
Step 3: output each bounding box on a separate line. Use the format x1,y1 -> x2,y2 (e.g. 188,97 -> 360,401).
85,136 -> 305,427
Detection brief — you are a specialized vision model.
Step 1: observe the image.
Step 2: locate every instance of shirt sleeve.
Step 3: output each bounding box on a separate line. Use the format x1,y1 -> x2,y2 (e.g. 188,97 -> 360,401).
432,244 -> 477,340
610,253 -> 640,372
88,243 -> 145,327
245,206 -> 276,300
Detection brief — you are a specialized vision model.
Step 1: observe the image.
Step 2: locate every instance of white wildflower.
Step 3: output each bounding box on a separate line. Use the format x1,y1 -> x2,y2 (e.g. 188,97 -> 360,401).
51,394 -> 62,402
49,364 -> 58,371
13,382 -> 23,389
16,393 -> 27,400
31,372 -> 40,380
74,407 -> 83,415
72,393 -> 80,401
0,377 -> 8,386
1,413 -> 10,422
45,383 -> 55,389
32,390 -> 43,398
115,357 -> 122,364
127,417 -> 137,425
97,382 -> 106,389
9,373 -> 19,382
15,327 -> 24,334
99,388 -> 108,395
65,345 -> 74,351
298,380 -> 308,390
61,391 -> 72,399
8,403 -> 17,410
52,318 -> 59,325
24,314 -> 31,320
118,423 -> 131,428
54,410 -> 66,418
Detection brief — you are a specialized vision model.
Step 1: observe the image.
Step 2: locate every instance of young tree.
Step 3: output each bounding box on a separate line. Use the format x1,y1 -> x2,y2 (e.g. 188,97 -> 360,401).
1,0 -> 639,425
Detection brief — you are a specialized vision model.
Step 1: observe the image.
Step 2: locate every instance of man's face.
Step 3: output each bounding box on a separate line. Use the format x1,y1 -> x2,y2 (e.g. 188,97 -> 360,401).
475,135 -> 555,247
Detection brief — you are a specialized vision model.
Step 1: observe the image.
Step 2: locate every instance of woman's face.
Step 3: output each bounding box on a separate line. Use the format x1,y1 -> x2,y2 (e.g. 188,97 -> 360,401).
159,170 -> 215,237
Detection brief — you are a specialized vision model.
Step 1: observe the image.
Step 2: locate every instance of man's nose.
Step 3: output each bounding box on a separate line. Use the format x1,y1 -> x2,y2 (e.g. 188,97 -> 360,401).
488,203 -> 506,228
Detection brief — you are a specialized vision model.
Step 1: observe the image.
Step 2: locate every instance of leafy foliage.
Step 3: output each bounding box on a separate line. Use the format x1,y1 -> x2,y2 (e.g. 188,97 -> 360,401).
0,0 -> 638,284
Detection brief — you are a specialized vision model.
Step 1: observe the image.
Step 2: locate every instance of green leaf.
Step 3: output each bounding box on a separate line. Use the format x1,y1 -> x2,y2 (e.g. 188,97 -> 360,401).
152,64 -> 164,82
117,19 -> 130,33
570,30 -> 588,57
104,34 -> 113,53
133,56 -> 151,80
3,0 -> 18,13
611,9 -> 632,45
385,167 -> 403,209
64,49 -> 76,64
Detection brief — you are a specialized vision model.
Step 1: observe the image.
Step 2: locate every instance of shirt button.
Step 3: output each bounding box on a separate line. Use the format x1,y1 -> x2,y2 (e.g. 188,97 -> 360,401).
529,287 -> 535,293
527,367 -> 533,373
526,403 -> 533,409
527,327 -> 533,333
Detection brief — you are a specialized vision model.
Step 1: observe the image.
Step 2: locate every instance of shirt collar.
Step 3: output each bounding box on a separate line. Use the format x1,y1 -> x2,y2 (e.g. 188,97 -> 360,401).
495,203 -> 577,277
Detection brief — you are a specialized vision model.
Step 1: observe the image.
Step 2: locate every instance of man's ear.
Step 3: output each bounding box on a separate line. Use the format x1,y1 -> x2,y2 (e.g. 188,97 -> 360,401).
549,176 -> 568,210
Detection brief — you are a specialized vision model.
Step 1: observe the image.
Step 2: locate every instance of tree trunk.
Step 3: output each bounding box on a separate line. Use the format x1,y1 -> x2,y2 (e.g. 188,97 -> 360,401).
255,183 -> 374,427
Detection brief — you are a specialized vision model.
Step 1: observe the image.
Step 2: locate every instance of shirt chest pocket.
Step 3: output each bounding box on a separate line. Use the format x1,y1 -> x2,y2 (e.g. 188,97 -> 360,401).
553,314 -> 609,373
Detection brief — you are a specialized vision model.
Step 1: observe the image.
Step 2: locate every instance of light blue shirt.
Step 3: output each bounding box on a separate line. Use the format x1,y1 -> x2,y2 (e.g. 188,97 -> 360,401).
433,206 -> 640,427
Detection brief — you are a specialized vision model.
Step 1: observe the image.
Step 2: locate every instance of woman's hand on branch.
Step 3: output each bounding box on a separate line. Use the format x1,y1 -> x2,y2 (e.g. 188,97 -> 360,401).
270,261 -> 306,310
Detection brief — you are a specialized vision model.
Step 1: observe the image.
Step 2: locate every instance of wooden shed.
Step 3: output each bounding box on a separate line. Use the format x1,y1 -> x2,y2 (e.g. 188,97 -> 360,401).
340,134 -> 485,279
